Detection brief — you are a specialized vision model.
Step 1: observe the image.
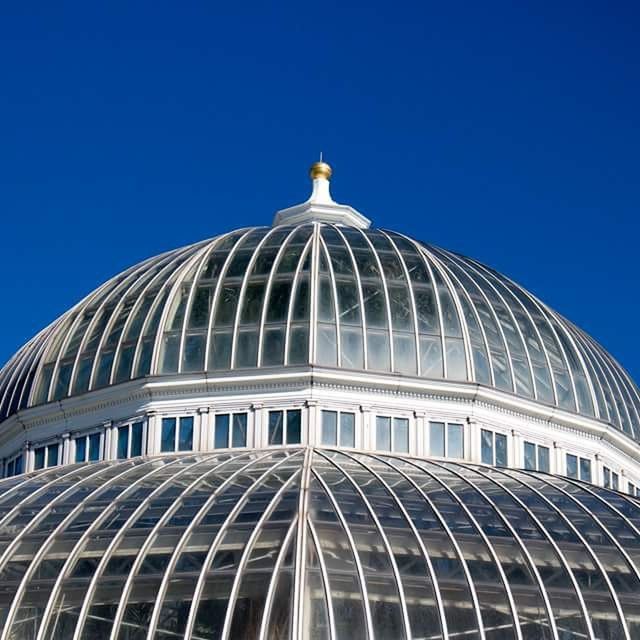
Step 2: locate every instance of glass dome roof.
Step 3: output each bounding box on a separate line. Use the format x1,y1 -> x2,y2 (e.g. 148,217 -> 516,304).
1,222 -> 639,438
1,448 -> 640,639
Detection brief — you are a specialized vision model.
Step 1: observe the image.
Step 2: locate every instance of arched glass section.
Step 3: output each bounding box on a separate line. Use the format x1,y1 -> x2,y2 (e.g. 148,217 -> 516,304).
1,449 -> 640,638
2,223 -> 639,442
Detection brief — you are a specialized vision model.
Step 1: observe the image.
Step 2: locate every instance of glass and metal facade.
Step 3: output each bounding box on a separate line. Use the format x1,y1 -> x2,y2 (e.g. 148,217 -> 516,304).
1,223 -> 639,440
1,448 -> 640,639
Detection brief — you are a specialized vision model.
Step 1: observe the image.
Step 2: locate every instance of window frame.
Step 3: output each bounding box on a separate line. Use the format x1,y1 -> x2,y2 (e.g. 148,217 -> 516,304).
34,441 -> 60,470
523,440 -> 551,473
480,428 -> 508,467
428,420 -> 464,459
566,453 -> 591,482
320,409 -> 356,448
267,409 -> 303,446
161,415 -> 195,453
5,452 -> 23,478
375,415 -> 410,453
116,420 -> 146,459
74,430 -> 104,463
213,412 -> 249,449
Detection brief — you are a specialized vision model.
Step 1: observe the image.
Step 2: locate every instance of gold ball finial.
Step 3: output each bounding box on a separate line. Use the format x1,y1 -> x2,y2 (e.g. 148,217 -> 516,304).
309,160 -> 332,180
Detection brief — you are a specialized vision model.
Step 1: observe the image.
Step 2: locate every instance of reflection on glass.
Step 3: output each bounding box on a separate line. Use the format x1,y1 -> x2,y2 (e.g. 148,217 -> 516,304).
429,422 -> 445,457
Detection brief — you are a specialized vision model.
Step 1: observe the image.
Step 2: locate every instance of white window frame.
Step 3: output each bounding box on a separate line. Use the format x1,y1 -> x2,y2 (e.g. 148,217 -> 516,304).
375,415 -> 410,454
267,408 -> 303,447
116,419 -> 147,459
428,420 -> 465,459
73,430 -> 104,463
523,440 -> 551,473
480,428 -> 508,467
213,411 -> 249,449
160,415 -> 196,453
320,409 -> 356,448
5,451 -> 24,478
34,440 -> 61,470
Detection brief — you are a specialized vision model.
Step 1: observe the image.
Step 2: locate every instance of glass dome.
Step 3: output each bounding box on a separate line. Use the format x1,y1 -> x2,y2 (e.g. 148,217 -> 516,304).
0,448 -> 639,639
1,222 -> 639,439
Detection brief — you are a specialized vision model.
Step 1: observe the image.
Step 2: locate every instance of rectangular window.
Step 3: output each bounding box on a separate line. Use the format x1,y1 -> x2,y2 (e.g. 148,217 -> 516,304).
524,442 -> 550,472
321,411 -> 338,446
6,460 -> 14,478
178,417 -> 194,451
429,422 -> 445,457
376,416 -> 409,453
161,417 -> 176,452
612,472 -> 619,491
47,444 -> 59,467
603,466 -> 611,488
14,455 -> 22,475
89,433 -> 101,461
629,482 -> 636,496
268,409 -> 302,445
579,458 -> 591,483
567,454 -> 578,479
35,447 -> 45,470
117,426 -> 129,460
448,423 -> 464,459
131,422 -> 144,457
214,413 -> 248,448
340,412 -> 355,447
482,429 -> 507,466
75,437 -> 87,463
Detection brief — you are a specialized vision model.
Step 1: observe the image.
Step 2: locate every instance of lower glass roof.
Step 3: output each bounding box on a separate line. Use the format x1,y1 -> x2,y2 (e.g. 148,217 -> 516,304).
0,448 -> 639,639
1,222 -> 638,440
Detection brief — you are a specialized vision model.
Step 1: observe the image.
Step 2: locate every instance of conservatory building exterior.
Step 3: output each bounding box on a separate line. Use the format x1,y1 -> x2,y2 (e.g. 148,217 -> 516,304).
0,162 -> 640,639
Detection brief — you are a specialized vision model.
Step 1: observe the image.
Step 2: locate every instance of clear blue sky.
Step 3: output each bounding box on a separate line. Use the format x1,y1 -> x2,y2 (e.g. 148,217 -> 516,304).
1,2 -> 639,380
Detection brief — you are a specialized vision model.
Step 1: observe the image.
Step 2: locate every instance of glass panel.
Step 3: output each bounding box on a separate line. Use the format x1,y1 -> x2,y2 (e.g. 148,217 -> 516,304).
182,334 -> 206,372
117,425 -> 129,459
603,466 -> 611,488
34,446 -> 45,469
429,422 -> 445,457
215,414 -> 230,449
393,418 -> 409,452
47,443 -> 59,466
178,416 -> 193,451
445,337 -> 467,380
366,331 -> 390,371
448,423 -> 464,459
580,458 -> 592,483
235,331 -> 258,368
209,332 -> 232,370
263,327 -> 285,366
481,429 -> 493,465
316,325 -> 337,367
269,411 -> 284,445
131,422 -> 143,457
267,281 -> 292,322
286,409 -> 301,444
612,472 -> 619,490
160,334 -> 180,374
495,432 -> 507,466
340,413 -> 355,447
419,335 -> 443,378
232,413 -> 247,448
524,441 -> 536,471
393,334 -> 417,375
566,454 -> 578,479
376,416 -> 391,451
288,326 -> 309,365
161,418 -> 176,452
538,445 -> 550,473
89,431 -> 101,461
321,411 -> 338,446
75,437 -> 86,463
341,327 -> 364,370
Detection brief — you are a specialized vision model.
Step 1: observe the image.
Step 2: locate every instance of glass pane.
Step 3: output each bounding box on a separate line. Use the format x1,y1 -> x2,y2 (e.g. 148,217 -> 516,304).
481,429 -> 493,465
232,413 -> 247,448
117,426 -> 129,459
209,332 -> 232,370
178,416 -> 193,451
340,328 -> 364,370
131,422 -> 143,457
580,458 -> 592,483
215,414 -> 230,448
366,331 -> 391,371
495,433 -> 507,466
393,334 -> 417,375
340,413 -> 355,448
603,467 -> 611,488
393,418 -> 409,452
524,441 -> 536,470
376,416 -> 391,451
263,327 -> 285,366
47,443 -> 59,467
183,334 -> 206,372
74,437 -> 86,463
161,418 -> 176,452
288,326 -> 309,365
612,472 -> 619,490
538,445 -> 550,473
235,331 -> 258,368
448,423 -> 464,459
445,337 -> 467,380
429,422 -> 445,457
269,411 -> 284,445
286,409 -> 301,444
566,454 -> 578,479
321,411 -> 338,446
34,447 -> 45,469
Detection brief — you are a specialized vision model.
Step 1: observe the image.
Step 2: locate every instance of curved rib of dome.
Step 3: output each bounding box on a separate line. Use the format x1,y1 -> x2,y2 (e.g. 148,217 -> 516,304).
0,448 -> 640,639
1,223 -> 639,439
